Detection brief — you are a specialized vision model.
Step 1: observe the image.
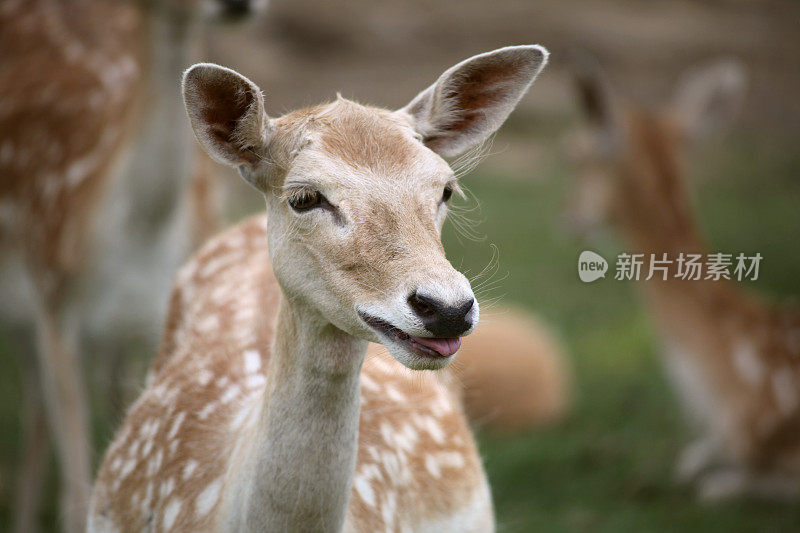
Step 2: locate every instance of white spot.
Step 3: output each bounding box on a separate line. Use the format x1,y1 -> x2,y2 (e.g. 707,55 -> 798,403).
149,449 -> 164,476
772,368 -> 799,414
197,369 -> 214,386
438,451 -> 465,469
381,451 -> 402,480
430,390 -> 454,416
162,499 -> 182,530
385,385 -> 405,403
128,439 -> 140,458
168,412 -> 186,440
159,477 -> 175,498
197,315 -> 219,333
732,341 -> 765,386
425,454 -> 441,478
120,458 -> 136,479
395,423 -> 419,452
380,422 -> 396,447
198,402 -> 217,420
183,460 -> 198,480
353,474 -> 376,507
142,437 -> 154,458
361,373 -> 380,392
244,374 -> 266,389
220,385 -> 241,404
64,150 -> 101,186
243,350 -> 261,373
195,477 -> 223,516
141,481 -> 153,513
419,415 -> 445,444
381,490 -> 397,531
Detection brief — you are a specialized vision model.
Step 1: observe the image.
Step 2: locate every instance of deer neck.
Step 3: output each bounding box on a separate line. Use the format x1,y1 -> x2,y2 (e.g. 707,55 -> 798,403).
130,8 -> 204,233
85,10 -> 205,338
613,125 -> 728,349
226,296 -> 367,532
619,194 -> 724,356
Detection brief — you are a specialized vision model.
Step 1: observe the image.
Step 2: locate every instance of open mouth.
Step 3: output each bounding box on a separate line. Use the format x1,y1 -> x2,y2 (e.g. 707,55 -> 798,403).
359,313 -> 461,358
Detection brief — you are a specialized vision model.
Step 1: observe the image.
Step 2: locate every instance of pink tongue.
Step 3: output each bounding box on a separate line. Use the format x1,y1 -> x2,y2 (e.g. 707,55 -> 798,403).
410,336 -> 462,357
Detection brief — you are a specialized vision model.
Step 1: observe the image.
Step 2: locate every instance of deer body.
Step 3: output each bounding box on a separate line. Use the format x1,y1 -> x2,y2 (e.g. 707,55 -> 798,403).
1,3 -> 145,530
570,64 -> 800,498
92,46 -> 549,530
1,1 -> 263,530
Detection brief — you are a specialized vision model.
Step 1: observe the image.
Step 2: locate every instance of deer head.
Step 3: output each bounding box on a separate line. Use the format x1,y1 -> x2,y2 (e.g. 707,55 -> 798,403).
182,45 -> 548,370
564,58 -> 746,240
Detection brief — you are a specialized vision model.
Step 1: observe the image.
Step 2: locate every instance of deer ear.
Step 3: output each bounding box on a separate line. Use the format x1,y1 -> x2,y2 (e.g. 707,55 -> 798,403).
182,63 -> 273,169
400,45 -> 548,158
572,57 -> 621,152
671,60 -> 746,140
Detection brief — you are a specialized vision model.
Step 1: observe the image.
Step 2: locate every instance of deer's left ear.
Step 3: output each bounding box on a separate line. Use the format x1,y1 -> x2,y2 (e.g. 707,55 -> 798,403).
671,60 -> 746,140
399,45 -> 549,158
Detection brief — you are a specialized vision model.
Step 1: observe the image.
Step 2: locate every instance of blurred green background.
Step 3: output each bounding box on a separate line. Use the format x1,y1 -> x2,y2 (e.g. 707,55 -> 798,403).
2,0 -> 799,530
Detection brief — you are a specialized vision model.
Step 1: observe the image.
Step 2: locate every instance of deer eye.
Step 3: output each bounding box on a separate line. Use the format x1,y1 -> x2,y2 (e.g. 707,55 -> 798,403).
288,189 -> 325,212
441,185 -> 454,204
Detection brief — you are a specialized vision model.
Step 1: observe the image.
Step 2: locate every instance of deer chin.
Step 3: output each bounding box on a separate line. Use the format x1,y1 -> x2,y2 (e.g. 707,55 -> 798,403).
358,312 -> 461,370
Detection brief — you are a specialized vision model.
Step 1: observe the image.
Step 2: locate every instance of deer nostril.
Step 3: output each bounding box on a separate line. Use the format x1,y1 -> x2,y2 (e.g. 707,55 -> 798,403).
408,292 -> 437,318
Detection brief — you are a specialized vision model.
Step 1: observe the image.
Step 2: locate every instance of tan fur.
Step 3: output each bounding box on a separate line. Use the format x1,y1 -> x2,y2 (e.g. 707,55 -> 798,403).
569,65 -> 800,499
452,308 -> 571,433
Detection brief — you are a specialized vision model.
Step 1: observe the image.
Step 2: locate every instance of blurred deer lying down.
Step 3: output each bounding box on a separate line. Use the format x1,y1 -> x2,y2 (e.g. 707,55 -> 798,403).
443,306 -> 570,433
567,59 -> 800,499
0,0 -> 265,531
91,46 -> 550,532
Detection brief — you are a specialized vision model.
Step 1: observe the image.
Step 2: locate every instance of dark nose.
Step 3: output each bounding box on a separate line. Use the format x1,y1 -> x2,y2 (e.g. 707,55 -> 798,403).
218,0 -> 250,17
408,291 -> 474,337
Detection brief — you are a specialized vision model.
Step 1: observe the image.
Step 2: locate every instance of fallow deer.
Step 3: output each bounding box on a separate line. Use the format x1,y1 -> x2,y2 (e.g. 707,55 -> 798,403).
90,45 -> 549,531
567,60 -> 800,499
0,1 -> 264,530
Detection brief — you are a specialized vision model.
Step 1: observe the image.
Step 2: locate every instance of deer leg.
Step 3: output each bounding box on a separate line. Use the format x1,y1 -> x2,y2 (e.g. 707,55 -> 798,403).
675,436 -> 725,483
745,471 -> 800,500
32,291 -> 91,533
13,348 -> 51,533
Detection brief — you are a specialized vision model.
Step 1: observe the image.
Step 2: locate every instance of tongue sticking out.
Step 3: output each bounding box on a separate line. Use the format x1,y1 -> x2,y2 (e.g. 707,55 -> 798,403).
409,336 -> 462,357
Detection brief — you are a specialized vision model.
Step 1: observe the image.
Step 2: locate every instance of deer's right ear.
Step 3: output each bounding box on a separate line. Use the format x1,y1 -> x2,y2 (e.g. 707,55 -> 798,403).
182,63 -> 273,169
399,45 -> 548,158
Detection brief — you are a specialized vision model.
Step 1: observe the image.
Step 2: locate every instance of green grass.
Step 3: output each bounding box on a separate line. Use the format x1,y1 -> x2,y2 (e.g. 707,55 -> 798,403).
1,128 -> 798,530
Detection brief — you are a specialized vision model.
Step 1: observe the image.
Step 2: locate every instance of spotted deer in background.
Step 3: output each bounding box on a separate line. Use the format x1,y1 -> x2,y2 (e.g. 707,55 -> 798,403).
0,1 -> 265,531
566,59 -> 800,499
90,45 -> 548,531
